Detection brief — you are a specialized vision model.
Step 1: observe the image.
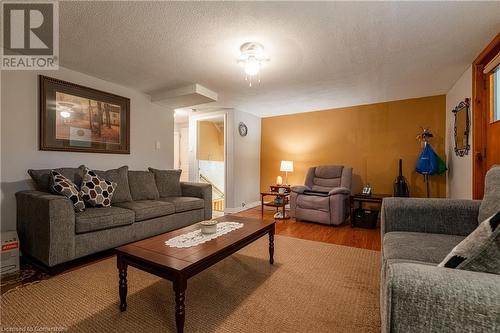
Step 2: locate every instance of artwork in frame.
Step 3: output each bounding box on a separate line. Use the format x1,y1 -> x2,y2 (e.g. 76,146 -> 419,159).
39,75 -> 130,154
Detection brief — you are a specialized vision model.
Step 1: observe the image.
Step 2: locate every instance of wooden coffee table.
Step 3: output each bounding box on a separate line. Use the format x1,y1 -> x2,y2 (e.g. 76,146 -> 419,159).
115,215 -> 275,333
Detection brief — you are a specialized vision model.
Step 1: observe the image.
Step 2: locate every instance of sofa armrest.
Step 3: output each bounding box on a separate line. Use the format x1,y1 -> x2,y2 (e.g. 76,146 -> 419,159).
383,263 -> 500,333
291,185 -> 310,194
180,182 -> 212,219
381,197 -> 481,236
15,190 -> 76,267
328,187 -> 351,196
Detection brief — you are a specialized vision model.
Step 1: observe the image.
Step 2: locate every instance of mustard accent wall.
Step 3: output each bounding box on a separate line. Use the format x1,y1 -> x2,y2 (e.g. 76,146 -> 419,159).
261,95 -> 447,198
197,121 -> 224,161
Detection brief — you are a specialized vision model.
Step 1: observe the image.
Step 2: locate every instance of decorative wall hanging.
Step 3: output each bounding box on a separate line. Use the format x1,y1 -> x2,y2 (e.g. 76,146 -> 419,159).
39,75 -> 130,154
452,98 -> 471,157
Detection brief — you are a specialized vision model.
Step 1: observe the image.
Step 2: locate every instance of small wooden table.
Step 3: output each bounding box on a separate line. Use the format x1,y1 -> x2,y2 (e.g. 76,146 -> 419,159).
261,188 -> 291,220
115,216 -> 275,333
350,194 -> 391,228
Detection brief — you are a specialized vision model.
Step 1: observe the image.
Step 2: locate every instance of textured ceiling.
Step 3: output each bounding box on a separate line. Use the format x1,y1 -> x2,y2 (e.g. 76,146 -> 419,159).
59,1 -> 500,117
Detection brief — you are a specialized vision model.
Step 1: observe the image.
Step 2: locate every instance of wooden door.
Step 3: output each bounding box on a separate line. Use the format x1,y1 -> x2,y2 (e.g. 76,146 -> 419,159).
473,33 -> 500,199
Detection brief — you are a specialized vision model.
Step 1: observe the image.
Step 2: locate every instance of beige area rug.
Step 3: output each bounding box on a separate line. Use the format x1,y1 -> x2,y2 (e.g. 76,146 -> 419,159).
1,236 -> 381,332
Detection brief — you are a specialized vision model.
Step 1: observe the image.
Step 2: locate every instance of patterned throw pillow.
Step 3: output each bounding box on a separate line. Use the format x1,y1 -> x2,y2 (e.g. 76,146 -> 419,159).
80,167 -> 117,208
438,211 -> 500,274
50,171 -> 85,212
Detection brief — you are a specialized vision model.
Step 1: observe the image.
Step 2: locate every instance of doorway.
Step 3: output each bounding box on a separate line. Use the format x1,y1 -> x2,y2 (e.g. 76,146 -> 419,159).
472,33 -> 500,199
175,111 -> 226,217
196,115 -> 225,216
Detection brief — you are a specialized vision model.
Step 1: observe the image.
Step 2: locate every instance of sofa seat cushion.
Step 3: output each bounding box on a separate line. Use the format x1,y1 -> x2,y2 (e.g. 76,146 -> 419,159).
384,231 -> 465,264
296,194 -> 329,212
159,196 -> 205,213
75,206 -> 134,234
114,200 -> 175,222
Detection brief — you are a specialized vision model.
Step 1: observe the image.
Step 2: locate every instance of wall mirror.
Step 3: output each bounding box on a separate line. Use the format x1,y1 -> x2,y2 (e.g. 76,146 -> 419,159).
453,98 -> 470,157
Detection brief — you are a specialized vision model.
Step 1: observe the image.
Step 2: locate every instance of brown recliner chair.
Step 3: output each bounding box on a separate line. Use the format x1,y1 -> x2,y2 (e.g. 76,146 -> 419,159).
290,165 -> 352,225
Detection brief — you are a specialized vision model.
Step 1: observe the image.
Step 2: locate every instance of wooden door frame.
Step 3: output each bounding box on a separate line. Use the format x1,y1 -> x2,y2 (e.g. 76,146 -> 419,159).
472,33 -> 500,200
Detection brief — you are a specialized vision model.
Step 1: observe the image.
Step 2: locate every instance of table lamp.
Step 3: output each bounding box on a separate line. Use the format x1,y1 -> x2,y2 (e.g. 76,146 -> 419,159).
280,160 -> 294,185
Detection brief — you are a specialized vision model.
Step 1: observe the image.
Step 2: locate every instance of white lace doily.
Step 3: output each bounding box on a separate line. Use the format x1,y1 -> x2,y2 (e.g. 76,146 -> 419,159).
165,222 -> 244,248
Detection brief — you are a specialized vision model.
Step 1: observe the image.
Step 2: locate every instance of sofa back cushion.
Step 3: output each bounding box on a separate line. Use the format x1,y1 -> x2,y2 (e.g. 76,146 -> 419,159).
92,166 -> 132,203
128,171 -> 160,201
28,167 -> 84,192
478,165 -> 500,223
148,168 -> 182,197
315,165 -> 344,179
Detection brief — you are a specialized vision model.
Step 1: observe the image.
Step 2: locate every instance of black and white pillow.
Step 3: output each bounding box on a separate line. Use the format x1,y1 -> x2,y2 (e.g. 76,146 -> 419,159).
438,211 -> 500,274
50,171 -> 85,212
80,167 -> 117,208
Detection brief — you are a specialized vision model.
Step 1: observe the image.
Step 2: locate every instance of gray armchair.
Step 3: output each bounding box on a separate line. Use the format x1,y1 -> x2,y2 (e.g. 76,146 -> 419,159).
380,165 -> 500,333
290,165 -> 352,225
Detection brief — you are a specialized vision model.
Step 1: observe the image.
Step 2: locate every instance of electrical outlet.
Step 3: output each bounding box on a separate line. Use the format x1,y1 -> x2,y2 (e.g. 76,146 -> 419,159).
242,202 -> 246,207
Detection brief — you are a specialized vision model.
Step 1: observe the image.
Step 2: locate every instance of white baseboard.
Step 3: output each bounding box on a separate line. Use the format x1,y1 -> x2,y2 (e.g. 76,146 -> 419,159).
224,201 -> 261,214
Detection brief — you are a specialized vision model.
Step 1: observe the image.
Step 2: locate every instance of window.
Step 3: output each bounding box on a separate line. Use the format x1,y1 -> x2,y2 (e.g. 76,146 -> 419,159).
494,67 -> 500,122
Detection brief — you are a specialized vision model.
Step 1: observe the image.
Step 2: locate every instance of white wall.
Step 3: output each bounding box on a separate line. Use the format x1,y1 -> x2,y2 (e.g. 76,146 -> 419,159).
445,66 -> 472,199
199,160 -> 224,194
174,122 -> 189,181
231,109 -> 261,210
1,67 -> 174,231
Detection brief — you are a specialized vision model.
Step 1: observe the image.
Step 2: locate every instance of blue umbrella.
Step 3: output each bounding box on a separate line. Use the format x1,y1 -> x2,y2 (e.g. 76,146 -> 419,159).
416,143 -> 438,175
416,142 -> 447,197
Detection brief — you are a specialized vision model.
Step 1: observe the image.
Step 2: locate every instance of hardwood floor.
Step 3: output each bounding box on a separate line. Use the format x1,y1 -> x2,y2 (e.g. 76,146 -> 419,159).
233,206 -> 381,251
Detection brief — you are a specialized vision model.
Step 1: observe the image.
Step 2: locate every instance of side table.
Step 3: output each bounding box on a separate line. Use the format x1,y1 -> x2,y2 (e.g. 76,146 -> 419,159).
261,186 -> 291,220
350,194 -> 391,228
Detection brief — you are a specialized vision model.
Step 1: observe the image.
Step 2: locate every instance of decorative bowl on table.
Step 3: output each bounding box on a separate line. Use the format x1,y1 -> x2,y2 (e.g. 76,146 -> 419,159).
199,220 -> 219,234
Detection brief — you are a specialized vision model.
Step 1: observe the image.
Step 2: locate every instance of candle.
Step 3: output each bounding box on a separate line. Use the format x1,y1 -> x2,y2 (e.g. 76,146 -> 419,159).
276,176 -> 283,185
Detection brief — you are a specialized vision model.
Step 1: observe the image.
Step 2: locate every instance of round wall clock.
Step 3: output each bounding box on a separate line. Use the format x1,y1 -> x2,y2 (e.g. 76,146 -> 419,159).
238,122 -> 248,136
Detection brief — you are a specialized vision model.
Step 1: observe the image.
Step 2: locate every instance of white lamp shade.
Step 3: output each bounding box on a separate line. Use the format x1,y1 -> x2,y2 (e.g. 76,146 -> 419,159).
280,160 -> 294,172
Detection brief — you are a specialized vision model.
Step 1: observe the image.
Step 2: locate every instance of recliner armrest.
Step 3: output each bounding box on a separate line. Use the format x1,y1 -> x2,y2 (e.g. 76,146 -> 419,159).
328,187 -> 351,196
291,185 -> 310,194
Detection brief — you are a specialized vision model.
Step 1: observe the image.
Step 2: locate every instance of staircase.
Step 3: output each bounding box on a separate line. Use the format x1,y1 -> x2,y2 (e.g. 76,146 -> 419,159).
199,174 -> 224,212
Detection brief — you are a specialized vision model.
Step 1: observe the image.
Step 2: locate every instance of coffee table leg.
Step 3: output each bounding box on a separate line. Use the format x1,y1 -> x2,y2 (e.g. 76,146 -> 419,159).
117,255 -> 128,312
269,225 -> 275,265
173,277 -> 187,333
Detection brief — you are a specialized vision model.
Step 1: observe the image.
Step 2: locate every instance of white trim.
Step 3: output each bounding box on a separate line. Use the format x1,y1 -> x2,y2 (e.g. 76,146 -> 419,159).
224,201 -> 260,214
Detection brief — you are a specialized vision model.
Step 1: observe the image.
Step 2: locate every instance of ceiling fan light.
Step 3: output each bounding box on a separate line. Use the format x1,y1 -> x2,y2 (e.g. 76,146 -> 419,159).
60,111 -> 71,118
238,42 -> 268,85
244,58 -> 260,76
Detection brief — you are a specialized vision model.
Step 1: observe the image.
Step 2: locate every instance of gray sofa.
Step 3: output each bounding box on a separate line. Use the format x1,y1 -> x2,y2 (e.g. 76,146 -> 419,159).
16,166 -> 212,268
380,166 -> 500,333
290,165 -> 352,225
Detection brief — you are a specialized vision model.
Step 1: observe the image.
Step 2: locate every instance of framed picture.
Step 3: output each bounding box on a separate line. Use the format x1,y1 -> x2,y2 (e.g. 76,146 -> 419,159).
39,75 -> 130,154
